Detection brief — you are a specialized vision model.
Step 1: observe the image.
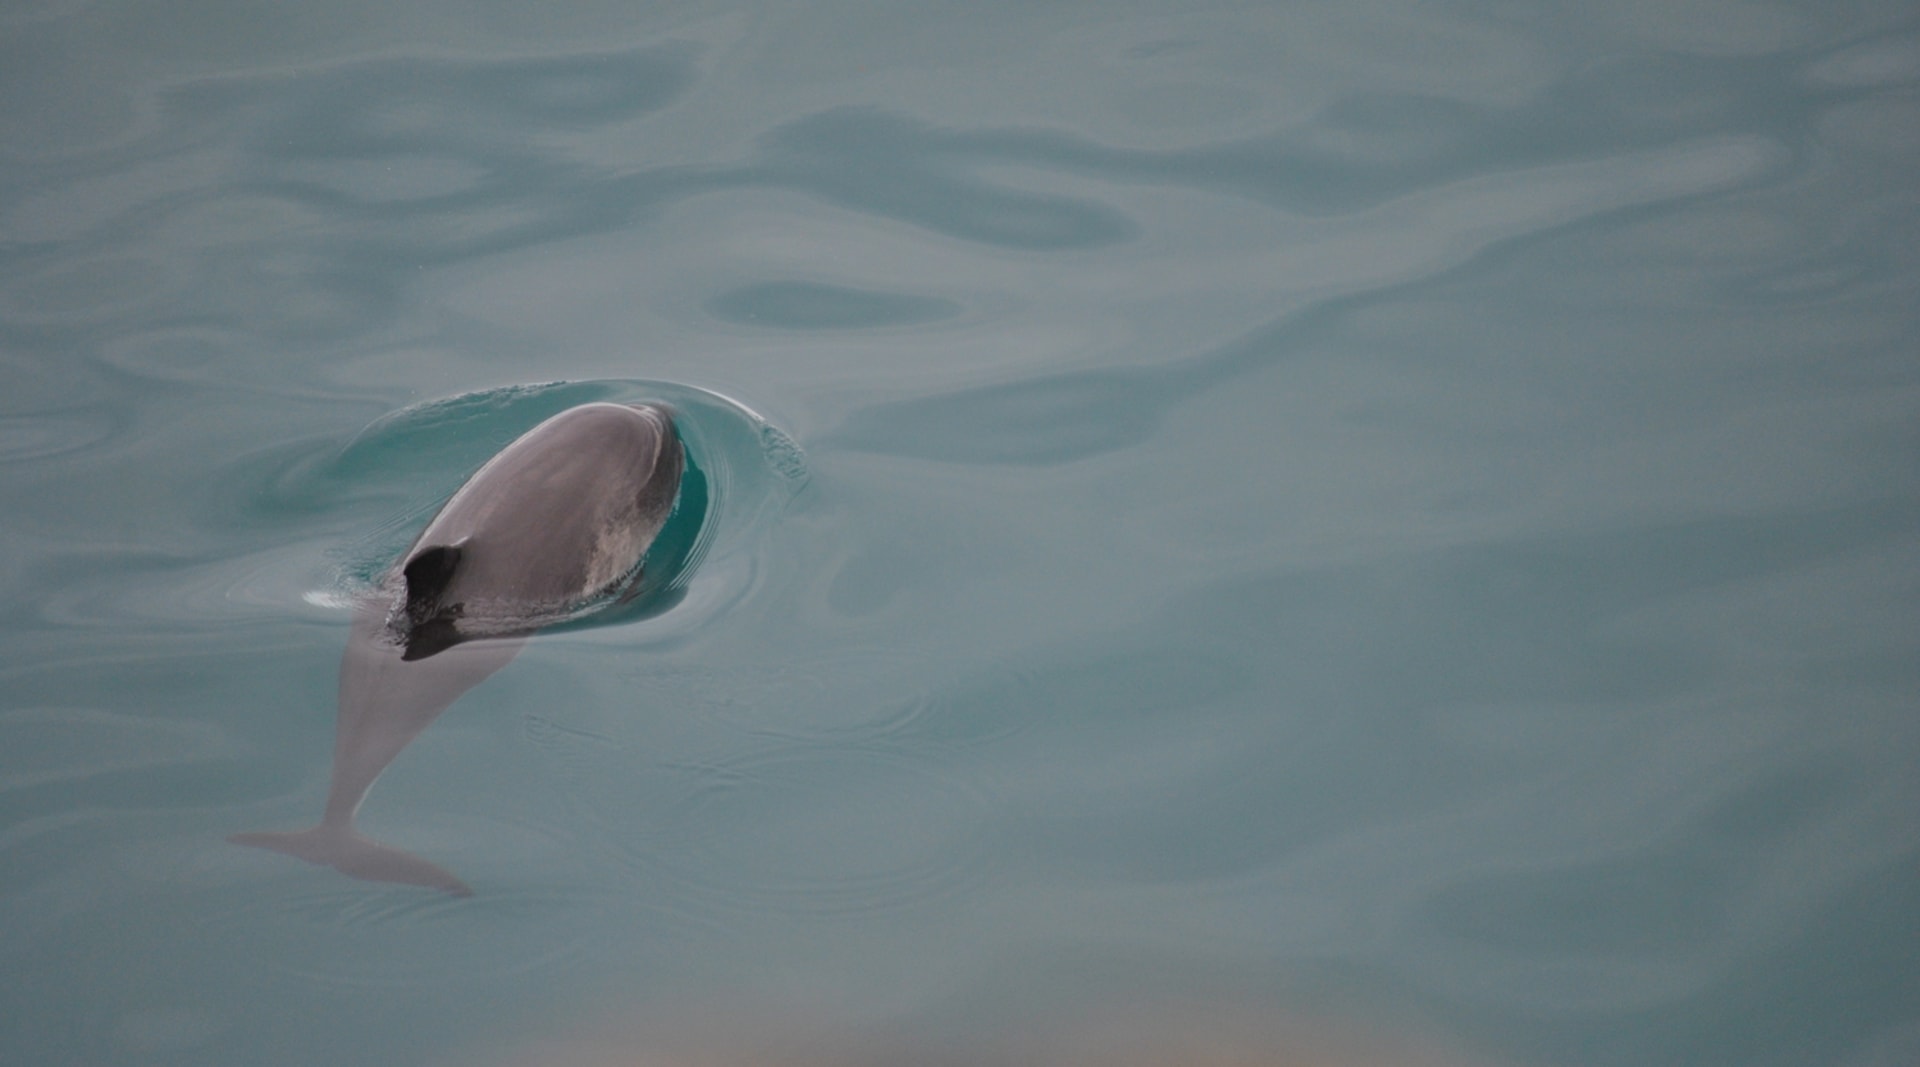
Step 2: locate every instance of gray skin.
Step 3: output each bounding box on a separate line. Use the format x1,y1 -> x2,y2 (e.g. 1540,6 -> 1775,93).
231,402 -> 684,896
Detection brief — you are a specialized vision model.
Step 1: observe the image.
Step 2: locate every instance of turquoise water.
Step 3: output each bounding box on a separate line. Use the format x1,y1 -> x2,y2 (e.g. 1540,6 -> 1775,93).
4,2 -> 1918,1065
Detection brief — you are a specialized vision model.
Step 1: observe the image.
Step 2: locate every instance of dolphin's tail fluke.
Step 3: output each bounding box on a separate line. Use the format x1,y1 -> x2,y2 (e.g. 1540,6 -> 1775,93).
229,825 -> 473,897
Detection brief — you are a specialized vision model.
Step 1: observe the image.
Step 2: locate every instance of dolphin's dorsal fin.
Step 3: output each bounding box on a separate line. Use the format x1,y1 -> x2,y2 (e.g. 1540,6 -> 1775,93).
402,543 -> 463,627
400,543 -> 466,661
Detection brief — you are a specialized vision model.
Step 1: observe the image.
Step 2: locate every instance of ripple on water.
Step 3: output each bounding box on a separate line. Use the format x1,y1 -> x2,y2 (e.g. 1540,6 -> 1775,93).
227,886 -> 627,987
0,413 -> 114,463
222,813 -> 636,987
34,539 -> 343,632
648,743 -> 999,919
0,252 -> 185,326
0,707 -> 247,791
95,326 -> 239,384
705,280 -> 961,330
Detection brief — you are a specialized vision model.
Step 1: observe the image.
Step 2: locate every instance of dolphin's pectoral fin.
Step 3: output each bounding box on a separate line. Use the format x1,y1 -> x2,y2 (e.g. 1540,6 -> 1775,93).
403,543 -> 464,626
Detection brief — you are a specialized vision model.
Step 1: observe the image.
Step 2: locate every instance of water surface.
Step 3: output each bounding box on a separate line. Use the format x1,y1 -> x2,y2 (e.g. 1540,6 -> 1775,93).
2,3 -> 1917,1066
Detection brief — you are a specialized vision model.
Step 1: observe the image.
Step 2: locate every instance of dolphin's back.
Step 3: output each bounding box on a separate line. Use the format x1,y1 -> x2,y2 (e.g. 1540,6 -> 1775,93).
401,402 -> 683,650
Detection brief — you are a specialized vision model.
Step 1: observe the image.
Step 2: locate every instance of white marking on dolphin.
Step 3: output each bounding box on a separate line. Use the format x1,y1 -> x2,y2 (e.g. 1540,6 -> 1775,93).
231,402 -> 685,896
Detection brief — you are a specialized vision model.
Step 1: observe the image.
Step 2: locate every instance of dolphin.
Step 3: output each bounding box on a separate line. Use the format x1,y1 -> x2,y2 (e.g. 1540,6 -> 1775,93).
231,402 -> 685,896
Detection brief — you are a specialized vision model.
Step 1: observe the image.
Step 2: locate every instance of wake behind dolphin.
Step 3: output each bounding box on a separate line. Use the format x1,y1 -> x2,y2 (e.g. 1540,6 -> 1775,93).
231,402 -> 685,896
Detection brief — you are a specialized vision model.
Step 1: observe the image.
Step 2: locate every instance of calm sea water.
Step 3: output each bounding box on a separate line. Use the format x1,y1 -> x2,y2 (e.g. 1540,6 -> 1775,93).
3,2 -> 1917,1065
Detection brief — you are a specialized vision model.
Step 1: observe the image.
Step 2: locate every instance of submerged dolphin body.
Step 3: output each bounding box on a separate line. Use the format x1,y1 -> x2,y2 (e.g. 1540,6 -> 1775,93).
231,402 -> 685,896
